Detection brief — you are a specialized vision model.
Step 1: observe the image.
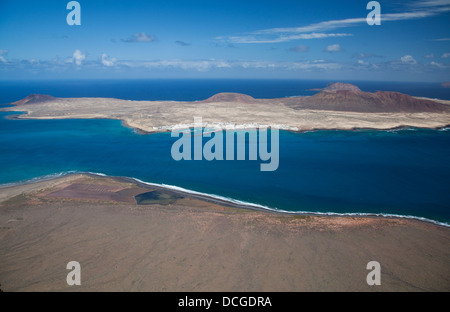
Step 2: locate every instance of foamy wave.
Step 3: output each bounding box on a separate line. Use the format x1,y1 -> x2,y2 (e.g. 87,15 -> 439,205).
0,171 -> 77,189
386,127 -> 418,133
86,171 -> 107,177
2,171 -> 449,228
85,172 -> 450,228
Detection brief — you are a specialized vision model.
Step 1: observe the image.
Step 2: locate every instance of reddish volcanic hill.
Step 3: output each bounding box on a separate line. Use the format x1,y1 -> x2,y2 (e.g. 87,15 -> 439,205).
323,82 -> 361,92
202,92 -> 259,104
282,83 -> 447,113
12,94 -> 57,106
10,84 -> 448,114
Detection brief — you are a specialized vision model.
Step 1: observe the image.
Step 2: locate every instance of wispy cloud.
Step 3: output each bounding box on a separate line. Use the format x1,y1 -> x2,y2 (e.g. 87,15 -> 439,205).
121,32 -> 155,43
353,52 -> 385,59
324,44 -> 341,53
441,52 -> 450,58
175,40 -> 191,46
218,32 -> 352,44
120,59 -> 231,72
217,1 -> 450,44
411,0 -> 450,7
112,59 -> 342,72
253,18 -> 365,35
287,60 -> 342,70
288,45 -> 309,53
430,61 -> 446,68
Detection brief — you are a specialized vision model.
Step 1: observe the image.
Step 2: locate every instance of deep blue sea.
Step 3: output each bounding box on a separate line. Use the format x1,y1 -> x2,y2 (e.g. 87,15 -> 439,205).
1,79 -> 449,225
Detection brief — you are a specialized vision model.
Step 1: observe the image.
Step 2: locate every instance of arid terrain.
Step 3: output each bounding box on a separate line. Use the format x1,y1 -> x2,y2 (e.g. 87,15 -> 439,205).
3,83 -> 450,133
0,174 -> 449,291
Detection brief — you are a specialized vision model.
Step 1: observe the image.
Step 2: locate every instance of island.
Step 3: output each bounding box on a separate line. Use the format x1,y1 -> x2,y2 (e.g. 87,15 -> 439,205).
3,83 -> 450,133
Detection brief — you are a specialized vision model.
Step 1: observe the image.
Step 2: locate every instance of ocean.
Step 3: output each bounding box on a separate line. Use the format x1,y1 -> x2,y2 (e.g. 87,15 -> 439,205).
1,79 -> 449,225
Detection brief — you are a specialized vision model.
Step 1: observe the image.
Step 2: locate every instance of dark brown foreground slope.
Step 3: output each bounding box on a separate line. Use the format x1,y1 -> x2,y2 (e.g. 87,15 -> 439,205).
0,174 -> 449,291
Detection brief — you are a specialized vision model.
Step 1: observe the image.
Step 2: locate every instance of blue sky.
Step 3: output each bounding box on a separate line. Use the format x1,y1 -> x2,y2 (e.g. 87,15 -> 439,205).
0,0 -> 449,81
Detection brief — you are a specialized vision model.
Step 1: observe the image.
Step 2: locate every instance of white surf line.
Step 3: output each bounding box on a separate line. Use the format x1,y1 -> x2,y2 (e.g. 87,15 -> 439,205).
0,171 -> 77,189
1,170 -> 448,228
85,172 -> 450,228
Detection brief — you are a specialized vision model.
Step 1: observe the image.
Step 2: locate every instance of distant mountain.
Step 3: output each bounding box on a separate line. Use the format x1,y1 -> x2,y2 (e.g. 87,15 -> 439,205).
202,92 -> 259,104
12,94 -> 57,106
442,82 -> 450,88
282,83 -> 447,113
323,82 -> 361,92
11,84 -> 448,114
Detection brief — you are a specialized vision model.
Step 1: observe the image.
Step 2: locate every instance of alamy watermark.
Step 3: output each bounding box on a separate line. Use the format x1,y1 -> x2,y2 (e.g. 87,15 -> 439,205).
367,1 -> 381,26
366,261 -> 381,286
66,261 -> 81,285
66,1 -> 81,26
170,117 -> 279,172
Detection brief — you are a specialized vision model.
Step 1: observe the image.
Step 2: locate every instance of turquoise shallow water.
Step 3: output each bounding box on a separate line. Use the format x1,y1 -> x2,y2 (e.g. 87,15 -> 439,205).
1,110 -> 449,225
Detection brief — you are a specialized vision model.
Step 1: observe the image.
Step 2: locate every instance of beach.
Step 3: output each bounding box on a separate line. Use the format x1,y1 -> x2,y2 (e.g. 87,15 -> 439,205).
0,173 -> 449,291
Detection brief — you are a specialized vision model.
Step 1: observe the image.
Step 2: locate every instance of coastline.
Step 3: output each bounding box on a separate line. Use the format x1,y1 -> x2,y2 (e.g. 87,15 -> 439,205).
2,94 -> 450,133
0,171 -> 449,291
1,171 -> 449,228
5,111 -> 450,135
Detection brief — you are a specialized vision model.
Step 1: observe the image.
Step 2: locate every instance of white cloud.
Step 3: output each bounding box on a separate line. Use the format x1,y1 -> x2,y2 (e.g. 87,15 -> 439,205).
135,32 -> 154,42
0,49 -> 8,63
441,52 -> 450,58
101,53 -> 116,67
430,61 -> 445,68
425,53 -> 435,58
122,32 -> 155,43
216,61 -> 231,68
400,55 -> 417,64
324,44 -> 341,52
72,49 -> 86,66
